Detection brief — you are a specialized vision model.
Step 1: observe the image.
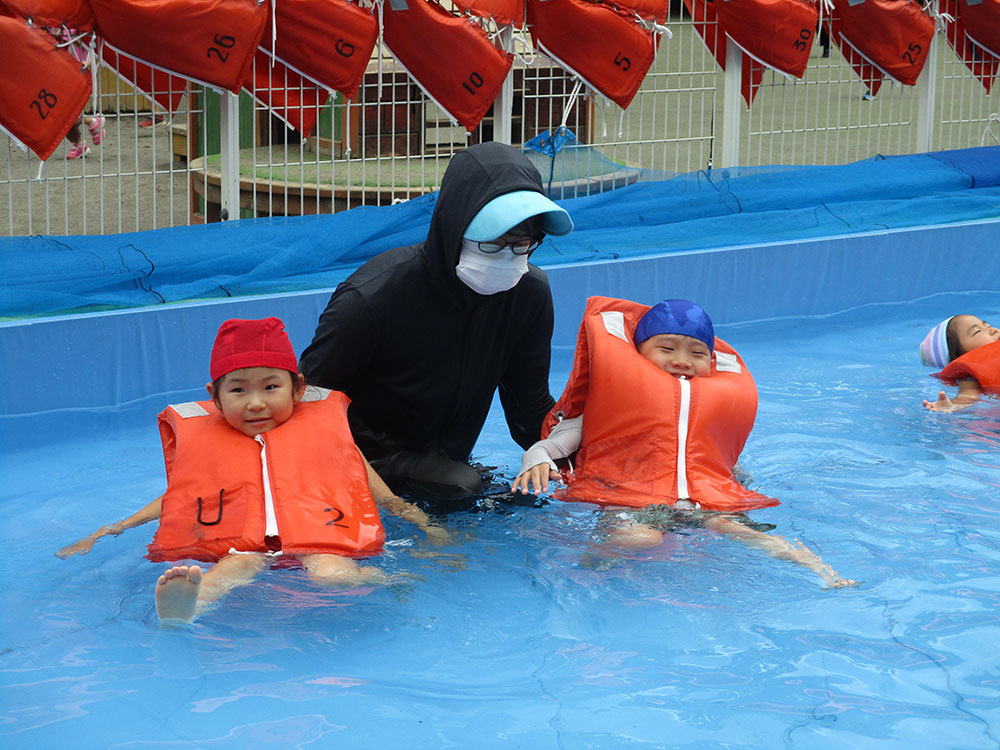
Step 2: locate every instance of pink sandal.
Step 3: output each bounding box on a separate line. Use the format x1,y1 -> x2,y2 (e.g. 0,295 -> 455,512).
66,141 -> 90,159
87,116 -> 104,145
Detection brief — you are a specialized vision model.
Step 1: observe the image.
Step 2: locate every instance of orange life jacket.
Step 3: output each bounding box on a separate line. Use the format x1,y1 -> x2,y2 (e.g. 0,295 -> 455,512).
0,15 -> 92,161
936,340 -> 1000,392
527,0 -> 658,110
943,0 -> 1000,94
543,296 -> 779,512
825,0 -> 935,96
89,0 -> 268,95
147,388 -> 385,563
381,0 -> 513,131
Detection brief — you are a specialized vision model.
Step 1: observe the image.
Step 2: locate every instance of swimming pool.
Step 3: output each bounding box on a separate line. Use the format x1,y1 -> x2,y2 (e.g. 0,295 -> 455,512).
2,285 -> 998,748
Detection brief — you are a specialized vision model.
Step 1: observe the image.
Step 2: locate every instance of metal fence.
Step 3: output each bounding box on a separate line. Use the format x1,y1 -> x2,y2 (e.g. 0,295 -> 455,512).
3,8 -> 998,237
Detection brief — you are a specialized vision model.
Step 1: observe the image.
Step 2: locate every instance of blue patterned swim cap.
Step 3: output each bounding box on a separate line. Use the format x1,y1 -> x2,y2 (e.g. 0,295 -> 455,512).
634,299 -> 715,354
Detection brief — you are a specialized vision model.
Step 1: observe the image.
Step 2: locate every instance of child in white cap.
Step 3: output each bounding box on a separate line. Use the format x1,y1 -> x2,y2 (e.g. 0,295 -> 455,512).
920,315 -> 1000,412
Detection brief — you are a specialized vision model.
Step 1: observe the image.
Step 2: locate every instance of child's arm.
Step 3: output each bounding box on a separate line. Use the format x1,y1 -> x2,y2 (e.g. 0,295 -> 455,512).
704,516 -> 857,588
923,378 -> 982,413
512,415 -> 583,495
360,451 -> 450,546
56,496 -> 163,558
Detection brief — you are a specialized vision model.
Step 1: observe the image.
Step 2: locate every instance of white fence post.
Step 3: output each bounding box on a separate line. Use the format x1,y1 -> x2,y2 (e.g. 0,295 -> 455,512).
916,3 -> 939,153
219,91 -> 240,221
493,27 -> 515,146
720,36 -> 742,168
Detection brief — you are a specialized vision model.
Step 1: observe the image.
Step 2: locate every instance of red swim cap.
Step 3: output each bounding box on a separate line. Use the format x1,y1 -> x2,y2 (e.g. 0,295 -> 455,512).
210,317 -> 298,382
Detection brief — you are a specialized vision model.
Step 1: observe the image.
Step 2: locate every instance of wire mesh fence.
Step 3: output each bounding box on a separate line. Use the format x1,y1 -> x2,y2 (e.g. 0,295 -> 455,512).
3,9 -> 997,237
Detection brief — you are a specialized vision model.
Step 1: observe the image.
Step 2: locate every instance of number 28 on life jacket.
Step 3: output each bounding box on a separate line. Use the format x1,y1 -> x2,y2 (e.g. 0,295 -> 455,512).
936,339 -> 1000,393
543,296 -> 779,513
147,387 -> 385,563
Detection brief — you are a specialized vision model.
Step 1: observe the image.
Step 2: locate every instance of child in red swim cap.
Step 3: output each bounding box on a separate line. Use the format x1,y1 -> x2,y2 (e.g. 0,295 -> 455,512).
58,318 -> 449,622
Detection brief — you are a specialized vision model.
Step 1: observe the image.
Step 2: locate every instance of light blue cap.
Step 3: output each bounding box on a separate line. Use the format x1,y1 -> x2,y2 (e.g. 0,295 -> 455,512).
463,190 -> 574,241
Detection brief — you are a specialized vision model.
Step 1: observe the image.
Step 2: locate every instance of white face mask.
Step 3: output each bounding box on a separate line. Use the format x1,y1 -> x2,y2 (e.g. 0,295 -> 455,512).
456,238 -> 530,295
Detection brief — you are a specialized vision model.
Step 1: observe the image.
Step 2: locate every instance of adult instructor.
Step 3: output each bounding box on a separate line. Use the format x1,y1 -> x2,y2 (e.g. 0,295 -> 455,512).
299,142 -> 574,500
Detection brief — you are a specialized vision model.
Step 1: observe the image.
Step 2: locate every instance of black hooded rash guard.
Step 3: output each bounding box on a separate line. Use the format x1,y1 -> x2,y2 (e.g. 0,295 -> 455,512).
299,142 -> 556,466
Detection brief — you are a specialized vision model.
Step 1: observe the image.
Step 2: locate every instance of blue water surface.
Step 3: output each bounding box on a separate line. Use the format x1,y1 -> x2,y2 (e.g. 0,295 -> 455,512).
1,291 -> 998,749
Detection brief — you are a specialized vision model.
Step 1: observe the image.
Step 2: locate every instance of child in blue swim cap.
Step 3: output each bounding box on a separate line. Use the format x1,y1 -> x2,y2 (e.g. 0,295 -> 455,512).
513,297 -> 855,588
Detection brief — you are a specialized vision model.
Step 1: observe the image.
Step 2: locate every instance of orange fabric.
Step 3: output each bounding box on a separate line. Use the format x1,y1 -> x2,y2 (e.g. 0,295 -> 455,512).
382,0 -> 512,131
943,0 -> 1000,94
147,390 -> 385,563
2,0 -> 96,30
0,16 -> 92,160
261,0 -> 377,100
544,297 -> 780,512
714,0 -> 818,80
90,0 -> 268,95
936,340 -> 1000,392
682,0 -> 766,107
825,0 -> 934,96
528,0 -> 657,110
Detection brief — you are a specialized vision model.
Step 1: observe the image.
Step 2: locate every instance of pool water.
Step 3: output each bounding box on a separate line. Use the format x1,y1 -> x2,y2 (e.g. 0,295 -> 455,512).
2,291 -> 999,748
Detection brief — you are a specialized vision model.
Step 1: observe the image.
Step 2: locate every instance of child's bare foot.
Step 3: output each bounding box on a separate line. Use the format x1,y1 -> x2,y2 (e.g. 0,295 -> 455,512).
155,565 -> 203,622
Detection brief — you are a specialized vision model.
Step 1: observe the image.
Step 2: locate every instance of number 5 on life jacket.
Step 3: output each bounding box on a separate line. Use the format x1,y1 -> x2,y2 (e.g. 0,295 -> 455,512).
0,16 -> 92,161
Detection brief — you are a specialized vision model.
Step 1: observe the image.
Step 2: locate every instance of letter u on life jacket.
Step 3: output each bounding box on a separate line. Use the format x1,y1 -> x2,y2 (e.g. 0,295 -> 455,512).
936,340 -> 1000,393
381,0 -> 513,131
89,0 -> 268,95
544,296 -> 779,512
148,388 -> 385,563
528,0 -> 658,110
825,0 -> 935,96
0,16 -> 92,160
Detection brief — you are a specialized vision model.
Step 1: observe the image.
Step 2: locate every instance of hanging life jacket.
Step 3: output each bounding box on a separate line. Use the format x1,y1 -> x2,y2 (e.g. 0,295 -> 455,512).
681,0 -> 765,107
527,0 -> 658,110
89,0 -> 268,95
935,340 -> 1000,393
543,296 -> 780,512
259,0 -> 378,100
381,0 -> 513,131
942,0 -> 1000,94
0,15 -> 92,160
147,387 -> 385,563
825,0 -> 935,96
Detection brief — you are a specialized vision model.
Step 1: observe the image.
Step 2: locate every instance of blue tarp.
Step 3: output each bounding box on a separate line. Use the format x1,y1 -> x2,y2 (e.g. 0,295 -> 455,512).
2,147 -> 998,319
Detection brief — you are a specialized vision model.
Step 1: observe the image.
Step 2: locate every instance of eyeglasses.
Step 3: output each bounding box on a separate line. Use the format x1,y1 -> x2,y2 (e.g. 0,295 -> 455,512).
476,238 -> 542,256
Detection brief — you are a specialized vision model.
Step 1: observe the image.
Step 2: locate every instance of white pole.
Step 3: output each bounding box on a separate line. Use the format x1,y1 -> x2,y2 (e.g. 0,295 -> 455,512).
721,35 -> 742,169
493,26 -> 515,145
219,91 -> 240,221
916,3 -> 939,153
